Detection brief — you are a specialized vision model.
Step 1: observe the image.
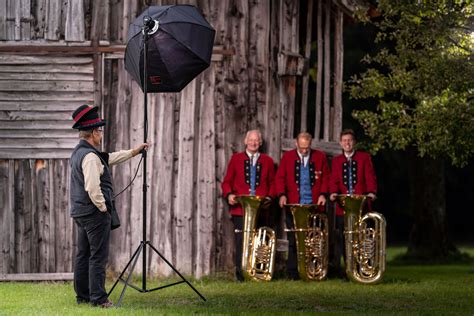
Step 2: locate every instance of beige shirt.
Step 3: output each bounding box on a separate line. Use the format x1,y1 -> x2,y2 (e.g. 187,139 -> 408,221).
82,149 -> 134,212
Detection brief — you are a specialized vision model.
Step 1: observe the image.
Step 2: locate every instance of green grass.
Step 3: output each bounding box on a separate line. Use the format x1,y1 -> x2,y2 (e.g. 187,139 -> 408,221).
0,246 -> 473,315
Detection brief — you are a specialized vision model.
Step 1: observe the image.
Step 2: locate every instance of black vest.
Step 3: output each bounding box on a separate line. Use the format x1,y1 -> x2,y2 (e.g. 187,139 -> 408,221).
69,140 -> 114,218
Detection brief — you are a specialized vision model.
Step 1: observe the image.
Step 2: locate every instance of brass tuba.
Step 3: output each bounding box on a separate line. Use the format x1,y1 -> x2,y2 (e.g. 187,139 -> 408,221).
337,194 -> 386,284
285,204 -> 329,281
235,195 -> 276,281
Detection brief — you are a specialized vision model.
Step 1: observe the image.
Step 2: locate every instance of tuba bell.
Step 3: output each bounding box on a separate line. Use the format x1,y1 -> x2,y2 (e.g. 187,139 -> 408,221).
235,195 -> 277,281
336,194 -> 386,284
285,204 -> 329,281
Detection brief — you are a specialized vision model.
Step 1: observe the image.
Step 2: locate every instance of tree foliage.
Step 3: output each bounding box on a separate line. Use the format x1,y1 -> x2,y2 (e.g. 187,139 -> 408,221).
350,1 -> 474,167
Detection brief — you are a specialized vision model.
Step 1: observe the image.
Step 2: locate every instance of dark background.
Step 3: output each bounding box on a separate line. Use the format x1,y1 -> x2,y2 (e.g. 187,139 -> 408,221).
342,21 -> 474,245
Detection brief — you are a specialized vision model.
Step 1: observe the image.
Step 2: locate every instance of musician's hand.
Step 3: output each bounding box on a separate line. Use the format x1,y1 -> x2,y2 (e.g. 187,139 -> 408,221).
329,193 -> 337,202
317,195 -> 326,206
228,194 -> 237,205
367,193 -> 377,201
279,195 -> 287,208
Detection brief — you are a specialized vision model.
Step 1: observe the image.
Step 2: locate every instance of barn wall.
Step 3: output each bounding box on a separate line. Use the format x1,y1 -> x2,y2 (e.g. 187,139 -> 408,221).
0,0 -> 348,277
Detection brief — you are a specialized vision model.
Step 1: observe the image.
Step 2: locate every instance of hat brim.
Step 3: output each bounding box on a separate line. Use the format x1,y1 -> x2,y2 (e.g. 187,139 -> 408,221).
73,119 -> 106,130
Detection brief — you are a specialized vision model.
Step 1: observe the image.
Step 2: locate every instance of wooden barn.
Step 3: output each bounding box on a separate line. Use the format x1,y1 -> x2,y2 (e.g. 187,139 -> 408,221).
0,0 -> 366,280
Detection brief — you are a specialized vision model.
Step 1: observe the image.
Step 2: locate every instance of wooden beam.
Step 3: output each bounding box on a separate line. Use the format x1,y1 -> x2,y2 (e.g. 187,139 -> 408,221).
300,0 -> 313,132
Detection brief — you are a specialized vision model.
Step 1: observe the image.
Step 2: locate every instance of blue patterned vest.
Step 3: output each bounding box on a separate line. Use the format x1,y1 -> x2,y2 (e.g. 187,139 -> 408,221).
299,161 -> 313,204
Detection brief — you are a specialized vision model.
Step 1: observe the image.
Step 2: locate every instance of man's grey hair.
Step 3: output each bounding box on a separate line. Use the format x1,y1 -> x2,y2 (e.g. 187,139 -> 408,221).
245,129 -> 263,144
79,129 -> 93,139
296,132 -> 312,142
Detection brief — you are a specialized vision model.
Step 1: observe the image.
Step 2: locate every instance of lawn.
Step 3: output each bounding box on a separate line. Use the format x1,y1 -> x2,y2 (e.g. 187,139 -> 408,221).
0,247 -> 473,315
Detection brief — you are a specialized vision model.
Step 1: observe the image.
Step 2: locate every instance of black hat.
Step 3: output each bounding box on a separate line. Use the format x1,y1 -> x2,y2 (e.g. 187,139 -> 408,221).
72,104 -> 106,130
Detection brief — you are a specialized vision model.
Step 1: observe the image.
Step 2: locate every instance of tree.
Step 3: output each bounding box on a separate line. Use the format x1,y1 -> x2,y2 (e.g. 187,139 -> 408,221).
349,1 -> 474,260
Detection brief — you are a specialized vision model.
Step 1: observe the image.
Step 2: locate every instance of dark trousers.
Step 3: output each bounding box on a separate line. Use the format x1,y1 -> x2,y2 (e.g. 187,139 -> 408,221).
285,210 -> 299,279
334,215 -> 345,269
73,210 -> 111,305
231,216 -> 244,281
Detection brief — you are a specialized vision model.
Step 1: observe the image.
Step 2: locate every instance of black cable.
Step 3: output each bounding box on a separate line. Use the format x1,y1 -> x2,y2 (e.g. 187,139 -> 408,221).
113,154 -> 144,198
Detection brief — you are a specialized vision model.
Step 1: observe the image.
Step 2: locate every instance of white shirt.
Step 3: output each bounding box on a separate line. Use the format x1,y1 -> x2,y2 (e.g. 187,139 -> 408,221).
246,150 -> 260,166
297,150 -> 310,167
82,149 -> 134,212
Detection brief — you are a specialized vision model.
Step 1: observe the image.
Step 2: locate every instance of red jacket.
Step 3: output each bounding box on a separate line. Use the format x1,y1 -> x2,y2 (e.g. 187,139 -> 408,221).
329,151 -> 377,216
275,149 -> 330,207
221,152 -> 276,216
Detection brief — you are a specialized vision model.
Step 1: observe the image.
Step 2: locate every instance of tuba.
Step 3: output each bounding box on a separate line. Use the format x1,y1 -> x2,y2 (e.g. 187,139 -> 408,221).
235,195 -> 277,281
337,194 -> 386,284
285,204 -> 329,281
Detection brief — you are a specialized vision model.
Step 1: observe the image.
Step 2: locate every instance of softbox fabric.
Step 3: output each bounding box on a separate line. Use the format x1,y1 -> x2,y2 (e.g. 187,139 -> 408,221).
125,5 -> 215,93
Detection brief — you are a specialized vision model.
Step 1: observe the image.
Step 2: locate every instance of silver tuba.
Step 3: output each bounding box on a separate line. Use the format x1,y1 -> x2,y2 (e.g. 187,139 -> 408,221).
337,194 -> 386,284
285,204 -> 329,281
235,195 -> 276,281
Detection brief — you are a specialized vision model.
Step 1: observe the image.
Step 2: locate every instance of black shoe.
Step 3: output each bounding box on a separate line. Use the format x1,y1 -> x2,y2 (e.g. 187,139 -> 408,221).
76,298 -> 90,305
92,299 -> 114,308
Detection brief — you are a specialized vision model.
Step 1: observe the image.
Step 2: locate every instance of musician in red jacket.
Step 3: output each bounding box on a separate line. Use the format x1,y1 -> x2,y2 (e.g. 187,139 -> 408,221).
275,132 -> 330,279
221,130 -> 276,281
329,129 -> 377,274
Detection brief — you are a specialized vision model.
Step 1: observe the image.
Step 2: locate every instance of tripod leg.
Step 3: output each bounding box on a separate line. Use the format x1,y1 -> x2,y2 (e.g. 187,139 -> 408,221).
108,242 -> 143,296
147,242 -> 206,301
115,242 -> 144,307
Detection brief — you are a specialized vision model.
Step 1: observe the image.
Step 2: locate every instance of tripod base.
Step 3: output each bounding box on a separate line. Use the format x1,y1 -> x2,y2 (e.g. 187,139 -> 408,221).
108,241 -> 206,306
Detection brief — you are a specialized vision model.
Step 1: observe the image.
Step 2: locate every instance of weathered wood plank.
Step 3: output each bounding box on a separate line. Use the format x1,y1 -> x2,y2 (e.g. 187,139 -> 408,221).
0,160 -> 13,274
195,67 -> 216,278
147,93 -> 176,276
35,159 -> 51,272
53,159 -> 72,272
14,160 -> 33,273
0,55 -> 93,65
0,138 -> 77,149
0,149 -> 72,159
332,7 -> 343,141
0,120 -> 72,129
314,0 -> 323,140
0,92 -> 95,102
250,0 -> 270,138
300,0 -> 313,132
0,80 -> 94,92
32,0 -> 47,40
323,0 -> 331,141
6,0 -> 16,40
19,0 -> 31,40
0,129 -> 76,138
0,101 -> 86,111
265,0 -> 282,163
0,272 -> 73,281
174,79 -> 198,275
0,0 -> 7,40
65,0 -> 85,42
0,64 -> 94,74
44,0 -> 62,40
0,72 -> 94,81
0,111 -> 74,121
279,0 -> 299,139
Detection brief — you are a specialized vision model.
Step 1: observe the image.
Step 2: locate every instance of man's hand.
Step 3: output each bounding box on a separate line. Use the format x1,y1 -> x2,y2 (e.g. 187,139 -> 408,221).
367,193 -> 377,200
329,193 -> 337,202
132,142 -> 150,157
317,195 -> 326,206
228,194 -> 237,205
279,195 -> 287,208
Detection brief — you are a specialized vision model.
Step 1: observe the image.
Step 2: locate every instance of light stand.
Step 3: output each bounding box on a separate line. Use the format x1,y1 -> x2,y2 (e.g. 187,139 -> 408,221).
108,17 -> 206,307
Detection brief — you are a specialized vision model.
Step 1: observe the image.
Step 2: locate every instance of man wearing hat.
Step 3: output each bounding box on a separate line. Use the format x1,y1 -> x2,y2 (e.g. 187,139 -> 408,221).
69,104 -> 148,308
